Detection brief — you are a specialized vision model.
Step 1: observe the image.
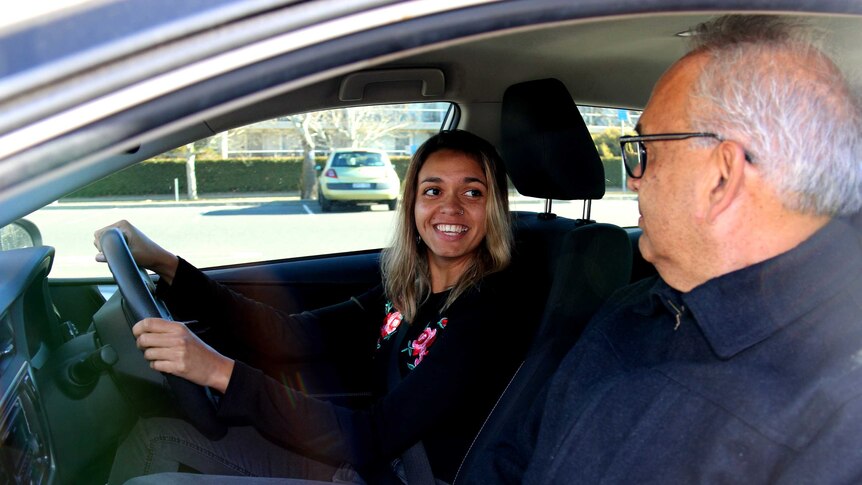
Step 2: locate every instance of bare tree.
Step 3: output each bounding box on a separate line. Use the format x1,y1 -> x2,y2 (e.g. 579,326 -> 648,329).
288,112 -> 331,200
332,105 -> 413,148
182,135 -> 228,199
288,105 -> 414,199
185,142 -> 199,200
163,105 -> 429,200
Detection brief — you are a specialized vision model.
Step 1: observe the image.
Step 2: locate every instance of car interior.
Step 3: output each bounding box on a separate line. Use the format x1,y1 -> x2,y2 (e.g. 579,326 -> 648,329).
1,3 -> 860,484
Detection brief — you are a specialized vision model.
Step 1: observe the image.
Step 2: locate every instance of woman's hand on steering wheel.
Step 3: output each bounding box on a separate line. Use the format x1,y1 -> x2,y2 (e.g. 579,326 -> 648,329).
94,220 -> 180,284
95,224 -> 229,440
134,318 -> 235,394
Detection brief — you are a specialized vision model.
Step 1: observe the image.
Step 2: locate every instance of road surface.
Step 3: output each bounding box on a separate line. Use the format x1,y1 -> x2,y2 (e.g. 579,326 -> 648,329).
26,195 -> 638,278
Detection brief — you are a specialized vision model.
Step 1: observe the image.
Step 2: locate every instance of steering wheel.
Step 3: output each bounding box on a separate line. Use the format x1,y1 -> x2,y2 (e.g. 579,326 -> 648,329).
99,228 -> 227,440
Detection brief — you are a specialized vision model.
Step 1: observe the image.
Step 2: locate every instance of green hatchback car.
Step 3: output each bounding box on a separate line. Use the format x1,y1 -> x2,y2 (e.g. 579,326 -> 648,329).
317,149 -> 400,211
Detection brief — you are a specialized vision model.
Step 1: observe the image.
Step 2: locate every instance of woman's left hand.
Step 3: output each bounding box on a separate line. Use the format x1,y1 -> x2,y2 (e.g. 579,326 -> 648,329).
132,318 -> 235,394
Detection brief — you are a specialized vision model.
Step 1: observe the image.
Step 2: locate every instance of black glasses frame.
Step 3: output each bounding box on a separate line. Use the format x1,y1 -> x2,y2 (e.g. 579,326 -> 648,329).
619,132 -> 752,179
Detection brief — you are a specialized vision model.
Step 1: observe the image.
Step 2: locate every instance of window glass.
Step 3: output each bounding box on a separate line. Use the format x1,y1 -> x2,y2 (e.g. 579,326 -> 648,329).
25,102 -> 451,278
22,103 -> 638,279
508,106 -> 641,227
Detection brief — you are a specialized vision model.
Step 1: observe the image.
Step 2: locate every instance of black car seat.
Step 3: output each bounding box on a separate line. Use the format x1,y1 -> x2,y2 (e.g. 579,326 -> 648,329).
500,77 -> 632,345
452,78 -> 632,483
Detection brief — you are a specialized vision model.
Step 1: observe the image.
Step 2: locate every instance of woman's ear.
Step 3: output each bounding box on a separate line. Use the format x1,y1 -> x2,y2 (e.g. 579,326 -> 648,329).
706,141 -> 747,223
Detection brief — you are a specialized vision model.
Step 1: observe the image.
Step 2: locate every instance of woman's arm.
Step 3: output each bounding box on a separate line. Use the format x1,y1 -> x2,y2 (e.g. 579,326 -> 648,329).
215,276 -> 527,471
161,258 -> 383,360
95,220 -> 382,359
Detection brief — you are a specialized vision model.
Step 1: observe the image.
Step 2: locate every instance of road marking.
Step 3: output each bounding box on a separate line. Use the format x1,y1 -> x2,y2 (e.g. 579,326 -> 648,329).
302,204 -> 314,215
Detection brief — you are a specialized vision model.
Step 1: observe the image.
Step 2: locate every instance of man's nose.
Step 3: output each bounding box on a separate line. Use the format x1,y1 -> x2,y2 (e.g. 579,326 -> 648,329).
626,175 -> 640,192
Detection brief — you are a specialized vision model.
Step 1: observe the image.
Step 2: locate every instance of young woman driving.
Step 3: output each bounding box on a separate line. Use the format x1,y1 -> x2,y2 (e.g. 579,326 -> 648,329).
98,130 -> 530,484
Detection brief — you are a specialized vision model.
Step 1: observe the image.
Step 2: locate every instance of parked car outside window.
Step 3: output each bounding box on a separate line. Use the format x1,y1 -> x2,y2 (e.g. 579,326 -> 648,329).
317,149 -> 400,211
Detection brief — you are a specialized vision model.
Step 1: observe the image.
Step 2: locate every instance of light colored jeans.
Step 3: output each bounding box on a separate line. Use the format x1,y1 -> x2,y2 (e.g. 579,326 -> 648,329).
110,417 -> 363,485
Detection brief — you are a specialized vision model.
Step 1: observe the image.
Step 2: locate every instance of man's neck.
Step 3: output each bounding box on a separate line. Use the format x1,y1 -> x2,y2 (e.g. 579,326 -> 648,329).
727,213 -> 830,271
664,211 -> 831,293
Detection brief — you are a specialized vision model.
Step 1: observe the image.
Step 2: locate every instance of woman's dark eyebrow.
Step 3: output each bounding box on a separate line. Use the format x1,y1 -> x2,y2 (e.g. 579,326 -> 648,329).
419,176 -> 487,186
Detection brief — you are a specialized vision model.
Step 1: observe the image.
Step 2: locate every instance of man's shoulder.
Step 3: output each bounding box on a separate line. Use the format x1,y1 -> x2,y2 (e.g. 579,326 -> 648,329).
570,275 -> 664,344
609,275 -> 661,302
590,274 -> 662,322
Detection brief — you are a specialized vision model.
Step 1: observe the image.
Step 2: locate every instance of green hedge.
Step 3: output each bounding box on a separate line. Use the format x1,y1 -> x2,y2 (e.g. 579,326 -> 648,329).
391,157 -> 410,180
602,156 -> 625,190
63,155 -> 622,198
65,156 -> 413,198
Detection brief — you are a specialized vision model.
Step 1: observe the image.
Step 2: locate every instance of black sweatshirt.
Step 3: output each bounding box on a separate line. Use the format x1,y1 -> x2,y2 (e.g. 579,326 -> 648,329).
157,258 -> 529,482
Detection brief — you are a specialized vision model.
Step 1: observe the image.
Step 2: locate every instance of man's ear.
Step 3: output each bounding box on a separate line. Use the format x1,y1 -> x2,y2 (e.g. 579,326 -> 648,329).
706,141 -> 747,223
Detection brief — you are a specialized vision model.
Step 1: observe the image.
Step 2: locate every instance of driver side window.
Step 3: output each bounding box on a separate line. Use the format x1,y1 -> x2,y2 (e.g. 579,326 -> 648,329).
26,103 -> 451,278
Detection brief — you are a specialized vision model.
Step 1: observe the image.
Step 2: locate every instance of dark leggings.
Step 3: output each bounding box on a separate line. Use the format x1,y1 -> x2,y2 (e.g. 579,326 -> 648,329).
109,417 -> 362,485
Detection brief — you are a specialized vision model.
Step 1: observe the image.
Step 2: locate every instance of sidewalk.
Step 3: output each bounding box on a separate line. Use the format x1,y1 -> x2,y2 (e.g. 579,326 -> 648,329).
52,189 -> 636,209
53,191 -> 304,208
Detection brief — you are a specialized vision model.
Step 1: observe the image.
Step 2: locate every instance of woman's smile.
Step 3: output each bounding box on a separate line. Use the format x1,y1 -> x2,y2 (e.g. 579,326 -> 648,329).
434,223 -> 469,237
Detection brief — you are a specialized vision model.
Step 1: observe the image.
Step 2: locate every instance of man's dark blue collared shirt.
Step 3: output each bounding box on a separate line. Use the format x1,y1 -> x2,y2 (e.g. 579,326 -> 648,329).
514,218 -> 862,484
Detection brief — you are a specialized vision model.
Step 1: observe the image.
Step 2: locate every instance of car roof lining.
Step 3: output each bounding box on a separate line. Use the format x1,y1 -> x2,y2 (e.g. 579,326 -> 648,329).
189,11 -> 862,152
89,12 -> 862,154
203,11 -> 862,134
204,13 -> 703,132
103,11 -> 862,169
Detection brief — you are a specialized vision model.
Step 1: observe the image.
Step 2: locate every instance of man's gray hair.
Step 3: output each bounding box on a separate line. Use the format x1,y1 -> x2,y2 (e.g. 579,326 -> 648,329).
688,15 -> 862,216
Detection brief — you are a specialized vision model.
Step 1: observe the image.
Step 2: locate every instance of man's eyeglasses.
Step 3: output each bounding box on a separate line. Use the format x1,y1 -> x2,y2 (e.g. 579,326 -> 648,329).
619,132 -> 753,179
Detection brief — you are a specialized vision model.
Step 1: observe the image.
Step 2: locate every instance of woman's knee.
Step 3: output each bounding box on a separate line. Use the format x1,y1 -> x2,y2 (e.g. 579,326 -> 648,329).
110,417 -> 198,484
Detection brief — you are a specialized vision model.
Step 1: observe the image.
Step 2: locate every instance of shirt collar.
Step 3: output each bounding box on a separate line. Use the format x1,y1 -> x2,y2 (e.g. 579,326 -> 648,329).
632,277 -> 684,318
681,218 -> 862,359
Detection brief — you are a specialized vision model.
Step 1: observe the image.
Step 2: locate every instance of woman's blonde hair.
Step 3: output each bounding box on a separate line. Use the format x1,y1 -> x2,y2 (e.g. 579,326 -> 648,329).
381,130 -> 512,322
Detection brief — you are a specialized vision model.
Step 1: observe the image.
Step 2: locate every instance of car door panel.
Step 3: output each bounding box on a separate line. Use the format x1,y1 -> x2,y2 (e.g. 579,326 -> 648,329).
205,250 -> 383,404
206,250 -> 382,314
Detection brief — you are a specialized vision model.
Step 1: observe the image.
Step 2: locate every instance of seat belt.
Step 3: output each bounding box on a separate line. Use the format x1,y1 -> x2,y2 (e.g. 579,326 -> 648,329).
388,324 -> 438,485
400,442 -> 437,485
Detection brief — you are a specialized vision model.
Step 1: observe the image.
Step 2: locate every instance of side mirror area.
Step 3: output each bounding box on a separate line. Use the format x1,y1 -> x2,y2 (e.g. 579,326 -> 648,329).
0,219 -> 43,250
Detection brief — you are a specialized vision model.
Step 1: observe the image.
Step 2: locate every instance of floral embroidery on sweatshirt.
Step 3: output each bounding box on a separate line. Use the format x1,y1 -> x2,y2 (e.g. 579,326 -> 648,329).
402,317 -> 448,370
376,301 -> 403,350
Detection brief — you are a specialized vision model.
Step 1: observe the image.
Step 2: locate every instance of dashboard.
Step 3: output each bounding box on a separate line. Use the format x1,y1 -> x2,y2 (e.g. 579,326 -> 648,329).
0,247 -> 57,484
0,246 -> 137,484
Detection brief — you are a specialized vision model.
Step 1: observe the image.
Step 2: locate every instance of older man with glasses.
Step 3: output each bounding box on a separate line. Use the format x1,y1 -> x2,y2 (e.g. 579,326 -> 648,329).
473,14 -> 862,484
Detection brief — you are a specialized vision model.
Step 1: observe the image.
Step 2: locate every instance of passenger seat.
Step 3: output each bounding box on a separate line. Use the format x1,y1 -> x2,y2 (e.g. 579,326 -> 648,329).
453,78 -> 632,483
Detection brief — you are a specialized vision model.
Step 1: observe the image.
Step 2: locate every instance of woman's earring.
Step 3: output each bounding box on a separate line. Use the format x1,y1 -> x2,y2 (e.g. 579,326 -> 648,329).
416,235 -> 422,245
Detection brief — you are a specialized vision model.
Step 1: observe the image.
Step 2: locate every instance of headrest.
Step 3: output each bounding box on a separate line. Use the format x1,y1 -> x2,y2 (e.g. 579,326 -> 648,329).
500,78 -> 605,200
